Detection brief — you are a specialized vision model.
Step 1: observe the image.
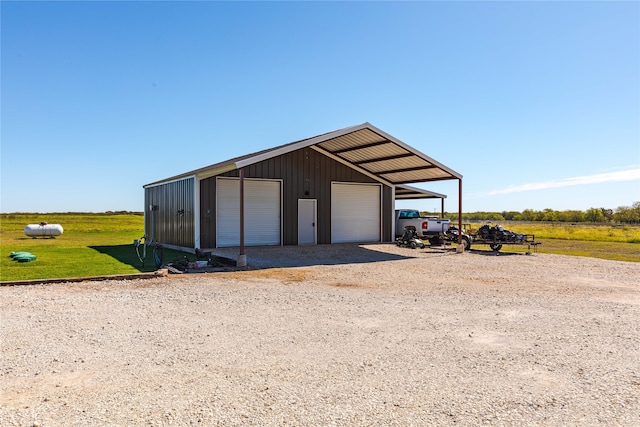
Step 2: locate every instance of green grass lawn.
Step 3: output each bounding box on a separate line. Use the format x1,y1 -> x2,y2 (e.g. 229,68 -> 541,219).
2,214 -> 639,282
1,213 -> 192,282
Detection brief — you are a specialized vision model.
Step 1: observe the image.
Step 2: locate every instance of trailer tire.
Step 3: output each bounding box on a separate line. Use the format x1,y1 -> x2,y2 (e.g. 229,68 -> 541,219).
462,236 -> 471,250
490,243 -> 503,251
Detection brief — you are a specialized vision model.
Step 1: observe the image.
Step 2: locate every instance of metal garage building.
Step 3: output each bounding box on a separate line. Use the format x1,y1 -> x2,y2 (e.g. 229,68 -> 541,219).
143,123 -> 462,252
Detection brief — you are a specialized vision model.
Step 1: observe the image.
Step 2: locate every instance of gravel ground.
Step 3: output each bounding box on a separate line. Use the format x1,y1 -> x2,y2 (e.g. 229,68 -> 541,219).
1,244 -> 639,426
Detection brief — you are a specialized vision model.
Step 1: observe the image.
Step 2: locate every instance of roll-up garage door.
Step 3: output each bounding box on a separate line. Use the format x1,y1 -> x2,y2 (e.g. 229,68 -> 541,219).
331,182 -> 381,243
216,178 -> 281,247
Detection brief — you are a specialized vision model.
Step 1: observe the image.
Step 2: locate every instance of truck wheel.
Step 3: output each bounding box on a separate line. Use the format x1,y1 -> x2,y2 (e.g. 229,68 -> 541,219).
428,237 -> 440,246
489,243 -> 502,251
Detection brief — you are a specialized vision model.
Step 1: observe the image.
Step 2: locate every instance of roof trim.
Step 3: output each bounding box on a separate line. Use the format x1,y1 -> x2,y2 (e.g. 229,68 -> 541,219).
395,184 -> 447,200
143,174 -> 196,189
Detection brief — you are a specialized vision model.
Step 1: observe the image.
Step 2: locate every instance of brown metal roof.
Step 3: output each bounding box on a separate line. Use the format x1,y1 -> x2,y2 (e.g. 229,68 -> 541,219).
395,184 -> 447,200
144,122 -> 461,187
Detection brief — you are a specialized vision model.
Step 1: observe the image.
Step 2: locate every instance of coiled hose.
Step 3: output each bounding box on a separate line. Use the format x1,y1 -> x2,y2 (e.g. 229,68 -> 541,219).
135,237 -> 163,269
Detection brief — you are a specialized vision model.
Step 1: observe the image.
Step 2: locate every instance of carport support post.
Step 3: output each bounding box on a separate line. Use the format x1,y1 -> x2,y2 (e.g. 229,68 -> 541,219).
456,178 -> 464,253
237,168 -> 247,267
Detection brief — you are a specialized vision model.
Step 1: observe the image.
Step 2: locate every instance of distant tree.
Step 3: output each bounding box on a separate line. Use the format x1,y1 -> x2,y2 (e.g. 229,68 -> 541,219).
520,209 -> 538,221
557,210 -> 585,222
449,203 -> 639,224
613,202 -> 640,223
584,207 -> 605,222
600,208 -> 614,222
501,211 -> 522,221
541,208 -> 559,222
466,212 -> 504,221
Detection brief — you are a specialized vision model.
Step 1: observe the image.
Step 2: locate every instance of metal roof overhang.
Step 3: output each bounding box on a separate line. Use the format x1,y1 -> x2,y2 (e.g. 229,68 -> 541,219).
395,184 -> 447,200
144,122 -> 462,190
305,123 -> 462,186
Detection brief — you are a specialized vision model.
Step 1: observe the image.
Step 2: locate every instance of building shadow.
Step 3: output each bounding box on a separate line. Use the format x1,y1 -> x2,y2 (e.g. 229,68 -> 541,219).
468,248 -> 530,257
89,245 -> 193,272
208,243 -> 416,269
89,245 -> 152,272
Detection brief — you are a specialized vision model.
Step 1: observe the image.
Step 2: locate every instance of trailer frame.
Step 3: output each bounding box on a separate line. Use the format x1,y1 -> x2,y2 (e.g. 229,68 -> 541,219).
469,233 -> 541,254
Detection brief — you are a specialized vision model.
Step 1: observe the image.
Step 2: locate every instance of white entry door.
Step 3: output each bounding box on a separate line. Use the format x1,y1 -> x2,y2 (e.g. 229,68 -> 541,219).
298,199 -> 317,245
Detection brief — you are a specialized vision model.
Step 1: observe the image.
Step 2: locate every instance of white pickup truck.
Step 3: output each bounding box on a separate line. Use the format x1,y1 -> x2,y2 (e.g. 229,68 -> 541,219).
395,209 -> 450,238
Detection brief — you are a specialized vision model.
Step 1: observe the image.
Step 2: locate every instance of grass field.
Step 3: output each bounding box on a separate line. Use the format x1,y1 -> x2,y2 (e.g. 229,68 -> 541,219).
0,213 -> 191,282
1,214 -> 639,282
466,222 -> 640,262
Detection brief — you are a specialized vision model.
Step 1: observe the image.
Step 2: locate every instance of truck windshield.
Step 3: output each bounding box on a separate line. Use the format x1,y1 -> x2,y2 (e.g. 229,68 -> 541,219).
400,211 -> 420,218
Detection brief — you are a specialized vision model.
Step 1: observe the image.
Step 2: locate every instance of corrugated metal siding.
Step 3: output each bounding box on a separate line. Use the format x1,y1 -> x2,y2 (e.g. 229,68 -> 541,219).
338,142 -> 405,163
144,177 -> 195,248
362,156 -> 426,173
381,168 -> 451,183
199,147 -> 393,246
382,185 -> 392,239
200,178 -> 215,248
315,127 -> 455,184
316,128 -> 386,152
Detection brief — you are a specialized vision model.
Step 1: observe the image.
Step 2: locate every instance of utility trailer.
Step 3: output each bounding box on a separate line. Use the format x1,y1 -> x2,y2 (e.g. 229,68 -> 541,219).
418,219 -> 541,254
469,223 -> 541,254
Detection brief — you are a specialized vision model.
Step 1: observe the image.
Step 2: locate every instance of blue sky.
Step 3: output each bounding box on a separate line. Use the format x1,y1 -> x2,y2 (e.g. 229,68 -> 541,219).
2,1 -> 639,214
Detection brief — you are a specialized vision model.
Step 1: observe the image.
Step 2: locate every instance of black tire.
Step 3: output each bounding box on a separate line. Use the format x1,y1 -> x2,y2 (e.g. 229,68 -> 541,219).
428,237 -> 441,246
489,243 -> 503,251
410,241 -> 418,249
462,236 -> 471,250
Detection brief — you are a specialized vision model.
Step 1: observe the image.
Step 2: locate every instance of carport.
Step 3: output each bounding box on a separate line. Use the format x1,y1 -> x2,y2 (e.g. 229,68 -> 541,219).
231,122 -> 464,261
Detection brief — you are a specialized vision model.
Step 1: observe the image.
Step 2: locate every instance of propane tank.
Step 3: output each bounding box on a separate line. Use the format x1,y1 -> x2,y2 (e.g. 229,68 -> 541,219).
24,222 -> 64,238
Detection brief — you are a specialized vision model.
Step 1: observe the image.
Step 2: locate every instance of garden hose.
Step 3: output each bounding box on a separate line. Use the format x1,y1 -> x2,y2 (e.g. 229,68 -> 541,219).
152,244 -> 164,269
135,236 -> 147,267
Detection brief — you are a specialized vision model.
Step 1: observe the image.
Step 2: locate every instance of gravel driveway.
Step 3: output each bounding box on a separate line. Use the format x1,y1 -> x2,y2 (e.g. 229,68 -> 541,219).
1,244 -> 639,426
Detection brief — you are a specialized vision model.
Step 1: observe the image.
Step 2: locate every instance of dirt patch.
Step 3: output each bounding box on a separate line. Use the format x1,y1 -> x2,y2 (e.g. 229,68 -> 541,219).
215,267 -> 315,284
327,281 -> 369,288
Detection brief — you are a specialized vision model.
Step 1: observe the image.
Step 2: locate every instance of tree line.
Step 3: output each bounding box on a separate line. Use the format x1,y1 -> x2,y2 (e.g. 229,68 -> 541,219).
1,211 -> 144,217
441,201 -> 640,224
